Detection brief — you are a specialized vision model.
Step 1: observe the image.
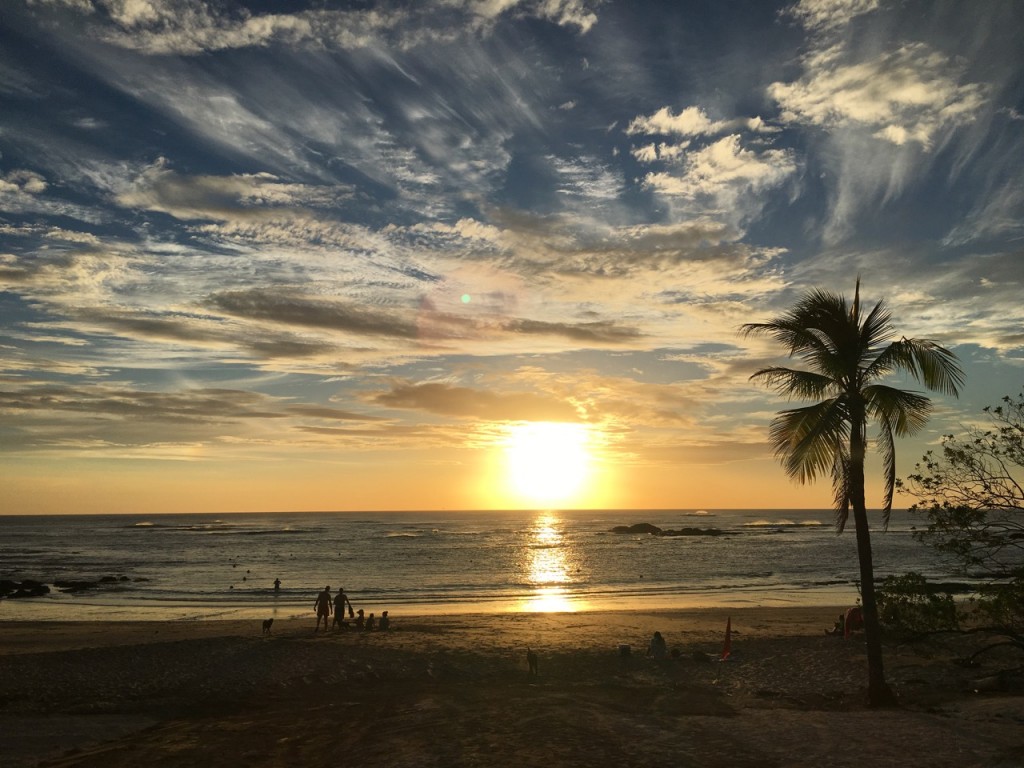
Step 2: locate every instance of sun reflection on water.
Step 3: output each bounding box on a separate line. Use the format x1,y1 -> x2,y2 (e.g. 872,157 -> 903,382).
519,514 -> 585,612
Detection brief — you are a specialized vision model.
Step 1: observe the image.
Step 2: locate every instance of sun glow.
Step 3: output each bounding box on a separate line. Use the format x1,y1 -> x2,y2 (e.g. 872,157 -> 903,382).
502,422 -> 593,507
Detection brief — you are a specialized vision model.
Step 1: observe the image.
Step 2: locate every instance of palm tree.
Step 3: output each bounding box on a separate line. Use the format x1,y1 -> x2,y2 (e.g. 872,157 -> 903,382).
741,280 -> 964,706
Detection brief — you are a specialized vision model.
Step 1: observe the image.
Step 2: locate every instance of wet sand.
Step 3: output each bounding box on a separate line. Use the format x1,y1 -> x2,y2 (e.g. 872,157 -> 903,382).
1,607 -> 1022,767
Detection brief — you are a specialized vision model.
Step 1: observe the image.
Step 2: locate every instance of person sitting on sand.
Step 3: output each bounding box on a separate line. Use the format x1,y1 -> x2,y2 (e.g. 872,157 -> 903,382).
333,587 -> 352,630
365,612 -> 376,631
378,611 -> 390,631
826,613 -> 845,636
354,608 -> 365,630
647,631 -> 667,660
314,585 -> 333,632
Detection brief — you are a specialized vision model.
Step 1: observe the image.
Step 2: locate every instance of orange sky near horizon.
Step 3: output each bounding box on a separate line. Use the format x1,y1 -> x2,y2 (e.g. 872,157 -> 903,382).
5,442 -> 848,515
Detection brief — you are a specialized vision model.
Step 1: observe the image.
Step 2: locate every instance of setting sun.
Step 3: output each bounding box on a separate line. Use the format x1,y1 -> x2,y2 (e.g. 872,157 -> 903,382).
502,422 -> 593,507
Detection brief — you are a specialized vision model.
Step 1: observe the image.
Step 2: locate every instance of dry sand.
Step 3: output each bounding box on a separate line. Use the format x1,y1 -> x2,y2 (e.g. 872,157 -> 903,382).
1,607 -> 1022,767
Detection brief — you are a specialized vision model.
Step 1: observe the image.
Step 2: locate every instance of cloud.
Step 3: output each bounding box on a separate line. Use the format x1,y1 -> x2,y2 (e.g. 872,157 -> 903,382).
625,104 -> 795,230
0,380 -> 400,455
208,287 -> 643,348
769,43 -> 988,151
641,135 -> 796,220
628,106 -> 775,138
549,155 -> 624,202
0,170 -> 48,196
0,384 -> 285,423
783,0 -> 880,33
33,0 -> 599,56
372,380 -> 583,421
116,162 -> 343,221
208,289 -> 426,340
502,318 -> 641,343
943,183 -> 1024,246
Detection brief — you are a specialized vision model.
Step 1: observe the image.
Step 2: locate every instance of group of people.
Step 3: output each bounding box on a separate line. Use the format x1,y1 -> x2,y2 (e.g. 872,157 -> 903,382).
313,585 -> 390,633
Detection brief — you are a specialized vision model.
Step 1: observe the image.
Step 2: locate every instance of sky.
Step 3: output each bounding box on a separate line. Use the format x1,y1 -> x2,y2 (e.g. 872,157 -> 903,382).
1,0 -> 1022,515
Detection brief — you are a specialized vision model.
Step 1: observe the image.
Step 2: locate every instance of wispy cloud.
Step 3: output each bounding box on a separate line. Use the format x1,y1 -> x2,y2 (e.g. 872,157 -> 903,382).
28,0 -> 600,55
783,0 -> 880,33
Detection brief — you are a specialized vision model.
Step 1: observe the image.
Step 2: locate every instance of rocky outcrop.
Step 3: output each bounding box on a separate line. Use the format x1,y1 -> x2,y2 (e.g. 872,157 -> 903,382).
608,523 -> 734,537
1,575 -> 132,598
0,579 -> 51,598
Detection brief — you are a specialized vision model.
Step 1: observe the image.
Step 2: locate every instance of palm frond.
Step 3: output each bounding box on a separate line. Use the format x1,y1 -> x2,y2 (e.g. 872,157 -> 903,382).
876,416 -> 896,529
863,384 -> 932,436
768,398 -> 848,484
831,449 -> 851,533
740,319 -> 830,358
749,367 -> 836,399
867,339 -> 965,396
858,298 -> 894,351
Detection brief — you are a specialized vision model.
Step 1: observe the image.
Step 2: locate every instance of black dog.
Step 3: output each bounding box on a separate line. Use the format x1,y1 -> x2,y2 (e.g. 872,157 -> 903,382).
526,647 -> 538,676
262,618 -> 274,635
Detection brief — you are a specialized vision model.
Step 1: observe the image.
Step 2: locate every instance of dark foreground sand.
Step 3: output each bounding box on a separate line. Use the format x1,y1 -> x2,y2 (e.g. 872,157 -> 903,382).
1,607 -> 1022,768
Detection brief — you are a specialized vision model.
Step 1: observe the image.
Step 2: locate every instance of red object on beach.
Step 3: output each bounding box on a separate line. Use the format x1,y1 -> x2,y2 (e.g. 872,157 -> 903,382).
720,616 -> 732,660
844,606 -> 863,639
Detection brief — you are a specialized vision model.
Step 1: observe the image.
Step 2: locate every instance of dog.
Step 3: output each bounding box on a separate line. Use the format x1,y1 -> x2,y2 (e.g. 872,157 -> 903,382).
526,647 -> 538,677
262,618 -> 274,635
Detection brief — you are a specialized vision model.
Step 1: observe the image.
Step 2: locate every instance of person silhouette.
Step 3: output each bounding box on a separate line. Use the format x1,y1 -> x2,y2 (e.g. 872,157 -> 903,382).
314,585 -> 333,632
332,587 -> 352,630
379,611 -> 390,631
647,631 -> 667,660
274,578 -> 281,592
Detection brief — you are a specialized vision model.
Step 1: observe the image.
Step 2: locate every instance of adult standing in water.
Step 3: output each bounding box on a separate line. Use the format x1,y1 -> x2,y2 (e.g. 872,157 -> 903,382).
274,578 -> 281,592
314,585 -> 333,632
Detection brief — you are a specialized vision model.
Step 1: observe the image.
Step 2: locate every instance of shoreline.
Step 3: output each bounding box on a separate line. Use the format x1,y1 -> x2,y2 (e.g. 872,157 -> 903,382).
0,585 -> 864,623
2,606 -> 1022,767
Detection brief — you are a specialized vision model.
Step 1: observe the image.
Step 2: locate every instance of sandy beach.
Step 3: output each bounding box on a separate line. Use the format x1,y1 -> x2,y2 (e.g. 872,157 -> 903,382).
1,607 -> 1022,768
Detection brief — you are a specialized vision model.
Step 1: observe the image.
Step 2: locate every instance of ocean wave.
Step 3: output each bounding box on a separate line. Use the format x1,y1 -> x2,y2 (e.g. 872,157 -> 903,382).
742,519 -> 824,528
128,522 -> 319,536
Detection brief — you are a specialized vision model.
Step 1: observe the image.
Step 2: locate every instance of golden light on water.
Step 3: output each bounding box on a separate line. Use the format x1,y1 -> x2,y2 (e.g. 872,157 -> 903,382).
519,514 -> 583,612
502,422 -> 593,507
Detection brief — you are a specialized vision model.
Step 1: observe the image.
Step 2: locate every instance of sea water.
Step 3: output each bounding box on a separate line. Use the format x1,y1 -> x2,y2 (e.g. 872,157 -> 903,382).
0,509 -> 964,621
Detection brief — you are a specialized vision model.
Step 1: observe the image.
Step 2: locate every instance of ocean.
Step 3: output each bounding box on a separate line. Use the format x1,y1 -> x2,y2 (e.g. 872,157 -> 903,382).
0,509 -> 964,622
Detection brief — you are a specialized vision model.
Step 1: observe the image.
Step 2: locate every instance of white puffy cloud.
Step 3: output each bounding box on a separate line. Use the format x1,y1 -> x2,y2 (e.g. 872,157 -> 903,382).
642,135 -> 796,212
628,106 -> 774,138
0,170 -> 48,196
769,42 -> 988,150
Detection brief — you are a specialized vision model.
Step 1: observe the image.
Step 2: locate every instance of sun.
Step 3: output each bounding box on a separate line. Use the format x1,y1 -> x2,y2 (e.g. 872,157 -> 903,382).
502,422 -> 593,507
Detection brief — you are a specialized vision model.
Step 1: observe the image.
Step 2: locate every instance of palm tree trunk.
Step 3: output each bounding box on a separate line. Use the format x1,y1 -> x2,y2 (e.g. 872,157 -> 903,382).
850,410 -> 897,706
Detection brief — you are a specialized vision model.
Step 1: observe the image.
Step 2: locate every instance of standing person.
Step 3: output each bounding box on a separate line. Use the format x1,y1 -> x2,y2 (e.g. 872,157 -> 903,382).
274,578 -> 281,592
314,585 -> 333,632
332,587 -> 352,630
378,611 -> 390,631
